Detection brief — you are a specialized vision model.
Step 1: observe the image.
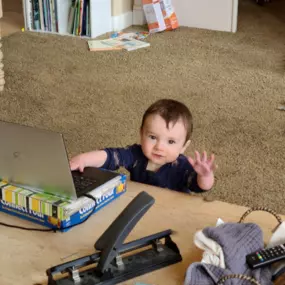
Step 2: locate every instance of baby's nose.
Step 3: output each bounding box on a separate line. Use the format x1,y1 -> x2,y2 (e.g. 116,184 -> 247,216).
155,141 -> 163,150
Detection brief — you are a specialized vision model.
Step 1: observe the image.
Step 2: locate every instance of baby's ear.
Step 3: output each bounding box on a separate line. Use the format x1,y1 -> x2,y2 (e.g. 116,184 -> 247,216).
181,140 -> 191,154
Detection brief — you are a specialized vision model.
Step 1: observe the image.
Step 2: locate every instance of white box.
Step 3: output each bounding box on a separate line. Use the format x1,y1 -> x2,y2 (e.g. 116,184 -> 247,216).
142,0 -> 166,33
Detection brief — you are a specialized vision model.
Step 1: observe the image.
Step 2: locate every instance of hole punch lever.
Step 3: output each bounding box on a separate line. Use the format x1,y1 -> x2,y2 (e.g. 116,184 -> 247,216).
46,191 -> 182,285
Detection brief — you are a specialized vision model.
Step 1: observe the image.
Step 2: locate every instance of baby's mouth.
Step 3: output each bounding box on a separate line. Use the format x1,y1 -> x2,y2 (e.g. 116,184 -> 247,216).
152,153 -> 163,159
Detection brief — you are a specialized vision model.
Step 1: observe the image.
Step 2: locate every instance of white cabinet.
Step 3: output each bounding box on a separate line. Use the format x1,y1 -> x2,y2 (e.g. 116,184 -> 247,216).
172,0 -> 238,33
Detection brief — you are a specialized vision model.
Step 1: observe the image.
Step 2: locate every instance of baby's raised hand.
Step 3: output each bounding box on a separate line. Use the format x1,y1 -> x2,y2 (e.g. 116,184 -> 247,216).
69,154 -> 86,172
188,151 -> 217,177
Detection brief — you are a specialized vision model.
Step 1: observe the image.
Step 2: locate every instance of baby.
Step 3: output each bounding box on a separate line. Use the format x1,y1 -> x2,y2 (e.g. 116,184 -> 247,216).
70,99 -> 217,193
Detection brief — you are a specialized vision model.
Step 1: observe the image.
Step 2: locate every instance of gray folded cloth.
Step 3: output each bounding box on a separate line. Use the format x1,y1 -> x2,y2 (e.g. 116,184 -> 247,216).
184,223 -> 273,285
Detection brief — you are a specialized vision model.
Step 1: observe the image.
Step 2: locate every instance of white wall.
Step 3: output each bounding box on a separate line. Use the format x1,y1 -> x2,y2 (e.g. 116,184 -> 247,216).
172,0 -> 238,33
112,0 -> 133,16
112,0 -> 133,31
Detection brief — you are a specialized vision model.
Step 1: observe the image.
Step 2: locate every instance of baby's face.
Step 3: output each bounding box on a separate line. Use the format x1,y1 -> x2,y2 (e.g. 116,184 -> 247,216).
140,114 -> 188,167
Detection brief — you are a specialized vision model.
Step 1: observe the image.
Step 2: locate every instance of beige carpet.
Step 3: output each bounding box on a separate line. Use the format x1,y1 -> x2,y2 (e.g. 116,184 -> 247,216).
1,0 -> 285,212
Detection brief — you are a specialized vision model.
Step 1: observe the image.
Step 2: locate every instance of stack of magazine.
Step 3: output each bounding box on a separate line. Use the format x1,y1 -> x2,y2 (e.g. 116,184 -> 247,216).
0,171 -> 127,231
88,32 -> 150,52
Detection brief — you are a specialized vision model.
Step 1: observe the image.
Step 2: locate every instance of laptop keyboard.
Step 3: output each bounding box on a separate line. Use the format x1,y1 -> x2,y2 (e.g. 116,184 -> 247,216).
72,174 -> 96,195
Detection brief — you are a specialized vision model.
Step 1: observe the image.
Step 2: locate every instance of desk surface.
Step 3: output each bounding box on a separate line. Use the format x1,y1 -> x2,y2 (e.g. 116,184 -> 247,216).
0,181 -> 284,285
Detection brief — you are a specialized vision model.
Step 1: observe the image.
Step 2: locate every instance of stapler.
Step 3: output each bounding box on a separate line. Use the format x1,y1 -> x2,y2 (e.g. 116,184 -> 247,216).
46,191 -> 182,285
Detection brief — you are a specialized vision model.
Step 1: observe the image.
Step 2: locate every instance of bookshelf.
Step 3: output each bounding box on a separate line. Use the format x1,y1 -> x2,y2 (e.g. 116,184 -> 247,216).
22,0 -> 112,39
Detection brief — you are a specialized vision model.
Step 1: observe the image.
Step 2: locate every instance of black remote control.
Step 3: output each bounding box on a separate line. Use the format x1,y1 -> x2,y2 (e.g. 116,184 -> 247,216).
246,244 -> 285,269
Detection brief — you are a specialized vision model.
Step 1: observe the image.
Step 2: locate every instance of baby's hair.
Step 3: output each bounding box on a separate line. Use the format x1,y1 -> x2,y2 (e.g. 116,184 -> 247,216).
141,99 -> 193,143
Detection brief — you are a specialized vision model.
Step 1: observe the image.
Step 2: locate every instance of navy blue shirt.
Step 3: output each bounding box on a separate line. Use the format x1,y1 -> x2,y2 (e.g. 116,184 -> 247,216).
102,144 -> 205,193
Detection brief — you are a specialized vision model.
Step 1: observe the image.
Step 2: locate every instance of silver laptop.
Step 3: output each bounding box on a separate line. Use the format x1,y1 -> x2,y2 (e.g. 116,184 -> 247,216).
0,120 -> 119,201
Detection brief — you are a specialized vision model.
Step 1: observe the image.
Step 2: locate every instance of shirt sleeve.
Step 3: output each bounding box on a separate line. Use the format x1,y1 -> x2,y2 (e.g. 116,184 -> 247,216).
101,145 -> 137,171
186,170 -> 207,193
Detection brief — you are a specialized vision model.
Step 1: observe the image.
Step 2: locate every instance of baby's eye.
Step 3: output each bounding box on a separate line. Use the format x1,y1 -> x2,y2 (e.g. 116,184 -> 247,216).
149,135 -> 156,140
168,140 -> 176,144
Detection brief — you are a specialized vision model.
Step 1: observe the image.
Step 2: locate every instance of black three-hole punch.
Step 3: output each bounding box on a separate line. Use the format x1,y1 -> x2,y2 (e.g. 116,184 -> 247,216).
46,191 -> 182,285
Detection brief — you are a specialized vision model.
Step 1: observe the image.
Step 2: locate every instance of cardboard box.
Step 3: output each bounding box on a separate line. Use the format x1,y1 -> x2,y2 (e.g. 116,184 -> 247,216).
0,173 -> 125,219
0,175 -> 127,232
142,0 -> 166,33
159,0 -> 179,30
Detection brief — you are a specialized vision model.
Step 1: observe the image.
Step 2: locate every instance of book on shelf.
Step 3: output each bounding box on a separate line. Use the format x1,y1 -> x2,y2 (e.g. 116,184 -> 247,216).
24,0 -> 34,30
0,171 -> 126,220
23,0 -> 112,38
